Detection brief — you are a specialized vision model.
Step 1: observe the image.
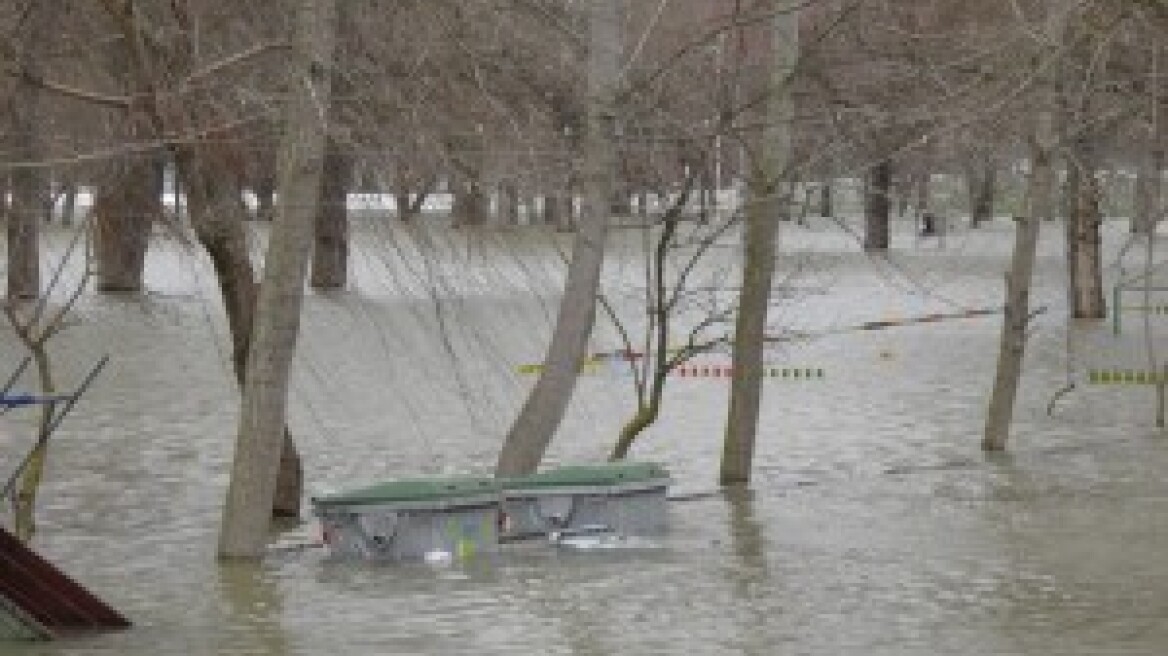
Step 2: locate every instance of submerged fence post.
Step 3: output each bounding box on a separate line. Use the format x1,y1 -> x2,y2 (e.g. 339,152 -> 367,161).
1158,363 -> 1166,429
1113,285 -> 1121,335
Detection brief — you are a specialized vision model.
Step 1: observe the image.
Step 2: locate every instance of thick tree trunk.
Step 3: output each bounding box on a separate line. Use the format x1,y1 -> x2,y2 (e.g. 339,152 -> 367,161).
93,159 -> 160,293
496,0 -> 620,477
1133,149 -> 1163,235
720,1 -> 797,485
544,188 -> 574,230
452,181 -> 488,227
395,192 -> 410,220
863,159 -> 891,252
7,169 -> 45,301
6,67 -> 44,300
610,188 -> 631,217
311,138 -> 349,289
219,0 -> 336,559
178,147 -> 303,521
1066,140 -> 1106,319
983,136 -> 1052,451
542,192 -> 559,226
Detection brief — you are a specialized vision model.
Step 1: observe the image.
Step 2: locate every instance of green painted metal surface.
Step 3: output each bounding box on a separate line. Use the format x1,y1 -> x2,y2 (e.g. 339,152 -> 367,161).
502,462 -> 670,491
313,476 -> 499,507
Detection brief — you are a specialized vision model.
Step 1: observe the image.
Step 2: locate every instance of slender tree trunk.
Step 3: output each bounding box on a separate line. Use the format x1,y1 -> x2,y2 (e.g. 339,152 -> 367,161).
1066,139 -> 1106,319
969,163 -> 996,227
819,179 -> 833,218
555,173 -> 579,232
983,129 -> 1053,451
863,159 -> 891,252
311,138 -> 349,289
916,172 -> 937,235
11,345 -> 55,542
394,166 -> 414,221
500,180 -> 521,226
543,190 -> 562,227
496,0 -> 620,476
59,181 -> 77,226
916,172 -> 930,215
720,1 -> 797,485
219,0 -> 336,559
0,175 -> 9,226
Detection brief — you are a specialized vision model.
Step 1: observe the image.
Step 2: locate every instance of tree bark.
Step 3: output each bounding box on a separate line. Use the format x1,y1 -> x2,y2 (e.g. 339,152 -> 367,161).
969,163 -> 996,228
495,0 -> 620,477
311,138 -> 349,289
87,0 -> 303,524
6,31 -> 46,301
863,159 -> 891,252
915,172 -> 930,216
1133,148 -> 1163,235
59,181 -> 78,226
983,129 -> 1052,451
610,187 -> 631,217
452,180 -> 488,227
178,146 -> 303,521
93,158 -> 161,293
544,187 -> 574,230
720,0 -> 798,485
7,166 -> 45,301
819,179 -> 833,218
500,180 -> 521,226
1066,139 -> 1106,319
218,0 -> 336,559
255,175 -> 276,222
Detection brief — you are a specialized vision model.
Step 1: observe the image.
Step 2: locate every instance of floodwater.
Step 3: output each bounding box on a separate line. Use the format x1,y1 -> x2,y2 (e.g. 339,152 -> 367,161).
4,214 -> 1168,655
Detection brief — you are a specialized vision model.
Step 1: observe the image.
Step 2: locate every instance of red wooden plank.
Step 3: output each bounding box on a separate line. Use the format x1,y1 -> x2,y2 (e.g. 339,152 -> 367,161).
0,527 -> 130,634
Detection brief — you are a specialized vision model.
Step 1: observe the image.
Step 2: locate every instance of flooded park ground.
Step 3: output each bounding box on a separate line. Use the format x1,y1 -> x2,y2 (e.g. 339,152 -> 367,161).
3,214 -> 1168,655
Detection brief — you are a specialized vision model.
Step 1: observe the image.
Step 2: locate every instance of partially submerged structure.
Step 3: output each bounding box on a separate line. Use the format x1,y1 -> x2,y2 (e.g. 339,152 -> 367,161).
0,526 -> 130,641
312,461 -> 672,561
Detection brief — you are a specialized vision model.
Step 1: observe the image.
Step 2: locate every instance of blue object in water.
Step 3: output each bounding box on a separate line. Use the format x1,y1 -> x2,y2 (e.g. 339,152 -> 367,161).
0,394 -> 69,408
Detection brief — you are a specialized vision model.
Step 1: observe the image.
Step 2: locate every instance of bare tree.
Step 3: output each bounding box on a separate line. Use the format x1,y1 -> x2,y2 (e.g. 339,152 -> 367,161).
219,0 -> 337,560
5,2 -> 50,301
721,0 -> 799,486
4,222 -> 95,541
495,0 -> 623,476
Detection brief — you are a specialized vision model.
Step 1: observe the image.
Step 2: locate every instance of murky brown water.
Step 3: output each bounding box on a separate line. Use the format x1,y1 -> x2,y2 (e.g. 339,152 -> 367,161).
4,216 -> 1168,655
